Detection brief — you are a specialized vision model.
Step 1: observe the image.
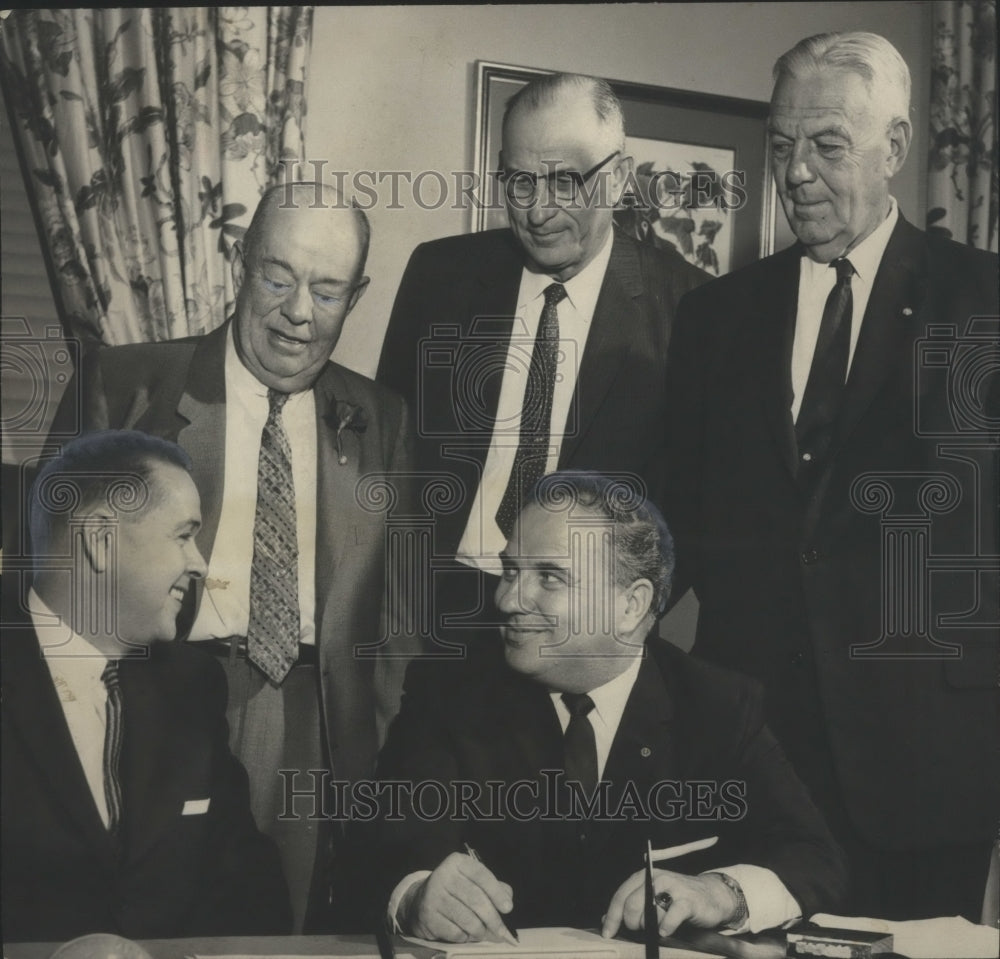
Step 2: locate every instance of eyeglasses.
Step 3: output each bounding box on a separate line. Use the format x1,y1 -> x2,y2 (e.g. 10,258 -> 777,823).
498,151 -> 620,203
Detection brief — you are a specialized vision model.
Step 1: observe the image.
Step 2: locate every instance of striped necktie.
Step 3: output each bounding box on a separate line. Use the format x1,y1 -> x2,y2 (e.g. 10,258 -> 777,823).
101,660 -> 124,834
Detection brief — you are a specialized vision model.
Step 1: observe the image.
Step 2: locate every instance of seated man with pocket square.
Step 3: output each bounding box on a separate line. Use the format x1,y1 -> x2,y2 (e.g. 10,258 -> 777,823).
364,471 -> 847,943
1,430 -> 290,941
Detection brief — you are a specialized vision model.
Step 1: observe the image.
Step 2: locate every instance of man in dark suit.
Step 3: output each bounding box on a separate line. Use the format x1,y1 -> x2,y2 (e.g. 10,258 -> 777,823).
366,472 -> 846,943
378,72 -> 705,644
663,32 -> 999,920
49,183 -> 416,930
2,430 -> 290,941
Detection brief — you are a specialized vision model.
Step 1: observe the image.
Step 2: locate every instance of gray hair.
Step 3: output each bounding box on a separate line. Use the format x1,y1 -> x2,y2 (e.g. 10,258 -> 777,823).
528,470 -> 674,617
503,73 -> 626,153
773,32 -> 911,123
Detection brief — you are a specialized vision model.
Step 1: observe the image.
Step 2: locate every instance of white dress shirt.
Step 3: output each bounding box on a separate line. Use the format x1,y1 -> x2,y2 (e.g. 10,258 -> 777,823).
30,589 -> 112,828
456,231 -> 615,573
190,326 -> 318,644
389,654 -> 800,934
791,198 -> 898,422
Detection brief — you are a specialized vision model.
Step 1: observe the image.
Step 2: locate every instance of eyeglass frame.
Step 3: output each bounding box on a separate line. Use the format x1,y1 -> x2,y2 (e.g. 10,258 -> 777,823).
496,150 -> 622,206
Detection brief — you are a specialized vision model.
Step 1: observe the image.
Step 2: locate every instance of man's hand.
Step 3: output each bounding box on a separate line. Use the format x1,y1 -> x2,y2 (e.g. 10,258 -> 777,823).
601,868 -> 740,939
401,852 -> 517,944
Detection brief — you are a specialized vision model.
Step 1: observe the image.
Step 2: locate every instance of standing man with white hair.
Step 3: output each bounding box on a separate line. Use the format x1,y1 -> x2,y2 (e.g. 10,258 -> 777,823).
664,32 -> 999,920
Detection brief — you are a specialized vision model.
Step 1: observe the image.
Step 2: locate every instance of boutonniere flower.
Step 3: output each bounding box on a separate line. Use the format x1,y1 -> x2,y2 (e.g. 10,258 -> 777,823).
333,401 -> 367,465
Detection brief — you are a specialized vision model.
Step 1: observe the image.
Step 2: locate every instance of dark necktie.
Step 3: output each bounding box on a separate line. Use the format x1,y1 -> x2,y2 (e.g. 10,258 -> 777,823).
101,660 -> 124,834
561,691 -> 598,794
796,257 -> 854,470
496,282 -> 567,538
248,389 -> 300,685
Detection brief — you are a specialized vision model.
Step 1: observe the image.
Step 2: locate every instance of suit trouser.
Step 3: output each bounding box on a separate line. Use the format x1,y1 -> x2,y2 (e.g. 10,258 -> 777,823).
208,645 -> 329,935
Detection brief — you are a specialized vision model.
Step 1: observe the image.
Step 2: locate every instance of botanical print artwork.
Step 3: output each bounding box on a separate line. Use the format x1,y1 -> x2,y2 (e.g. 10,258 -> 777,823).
614,137 -> 738,276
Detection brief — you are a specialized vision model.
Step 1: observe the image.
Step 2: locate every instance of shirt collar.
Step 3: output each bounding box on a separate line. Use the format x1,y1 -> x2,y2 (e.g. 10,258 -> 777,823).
801,196 -> 898,286
28,589 -> 108,671
519,227 -> 615,313
549,652 -> 643,726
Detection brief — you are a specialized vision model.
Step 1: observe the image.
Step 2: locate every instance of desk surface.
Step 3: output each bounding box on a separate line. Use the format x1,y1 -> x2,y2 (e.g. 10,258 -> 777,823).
2,935 -> 432,959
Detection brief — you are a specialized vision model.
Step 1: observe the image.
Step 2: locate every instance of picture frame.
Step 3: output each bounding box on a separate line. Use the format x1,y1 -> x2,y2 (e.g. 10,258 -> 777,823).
472,60 -> 777,276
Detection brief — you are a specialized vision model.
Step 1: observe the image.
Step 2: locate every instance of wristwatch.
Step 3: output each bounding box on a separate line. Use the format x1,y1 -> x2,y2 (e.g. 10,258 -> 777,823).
706,871 -> 750,930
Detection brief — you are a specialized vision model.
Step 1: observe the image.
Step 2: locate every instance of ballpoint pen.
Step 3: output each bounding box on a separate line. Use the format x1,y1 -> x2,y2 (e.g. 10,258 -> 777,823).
464,841 -> 520,943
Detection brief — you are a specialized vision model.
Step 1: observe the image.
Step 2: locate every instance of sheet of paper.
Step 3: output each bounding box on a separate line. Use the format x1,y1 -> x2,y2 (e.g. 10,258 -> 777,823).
811,913 -> 1000,959
402,927 -> 620,958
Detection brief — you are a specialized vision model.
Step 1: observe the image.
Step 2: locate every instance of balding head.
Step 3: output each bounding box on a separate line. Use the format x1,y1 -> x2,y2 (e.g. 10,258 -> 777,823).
232,181 -> 371,393
243,181 -> 371,281
502,73 -> 626,156
499,73 -> 631,280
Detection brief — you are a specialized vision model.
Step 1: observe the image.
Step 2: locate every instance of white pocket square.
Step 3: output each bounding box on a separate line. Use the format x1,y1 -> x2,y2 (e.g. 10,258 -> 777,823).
182,798 -> 211,815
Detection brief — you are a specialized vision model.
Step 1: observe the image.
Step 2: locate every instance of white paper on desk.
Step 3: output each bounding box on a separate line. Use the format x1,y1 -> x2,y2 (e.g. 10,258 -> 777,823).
401,928 -> 716,959
402,927 -> 618,958
811,912 -> 1000,958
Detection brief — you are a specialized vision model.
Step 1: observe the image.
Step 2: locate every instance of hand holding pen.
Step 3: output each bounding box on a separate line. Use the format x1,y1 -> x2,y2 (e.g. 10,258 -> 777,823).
401,847 -> 519,946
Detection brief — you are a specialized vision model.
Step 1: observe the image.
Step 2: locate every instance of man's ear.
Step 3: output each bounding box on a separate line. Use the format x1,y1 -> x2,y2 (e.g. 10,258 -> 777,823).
620,577 -> 654,633
609,152 -> 634,206
77,515 -> 115,575
231,239 -> 247,296
347,275 -> 370,313
886,116 -> 911,177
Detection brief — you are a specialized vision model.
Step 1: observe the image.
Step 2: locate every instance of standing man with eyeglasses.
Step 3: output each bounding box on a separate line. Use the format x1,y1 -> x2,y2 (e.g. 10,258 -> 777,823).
378,72 -> 707,647
49,182 -> 417,933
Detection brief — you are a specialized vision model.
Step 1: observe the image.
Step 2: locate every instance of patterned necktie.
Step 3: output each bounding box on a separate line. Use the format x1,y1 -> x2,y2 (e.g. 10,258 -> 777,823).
496,282 -> 567,538
561,691 -> 598,795
248,389 -> 300,685
796,257 -> 854,472
101,660 -> 124,834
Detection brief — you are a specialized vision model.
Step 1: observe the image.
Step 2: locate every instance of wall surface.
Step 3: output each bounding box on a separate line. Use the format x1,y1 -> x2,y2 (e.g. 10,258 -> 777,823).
308,2 -> 934,377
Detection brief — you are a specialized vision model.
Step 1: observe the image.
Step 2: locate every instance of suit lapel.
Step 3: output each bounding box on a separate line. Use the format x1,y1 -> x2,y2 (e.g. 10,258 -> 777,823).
831,216 -> 925,454
559,232 -> 641,466
757,246 -> 802,483
313,365 -> 356,637
118,647 -> 182,862
602,650 -> 676,790
173,323 -> 229,563
462,240 -> 523,468
4,627 -> 116,859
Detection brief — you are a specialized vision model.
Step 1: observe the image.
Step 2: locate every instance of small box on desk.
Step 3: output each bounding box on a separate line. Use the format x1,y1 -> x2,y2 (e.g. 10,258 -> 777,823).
786,926 -> 894,957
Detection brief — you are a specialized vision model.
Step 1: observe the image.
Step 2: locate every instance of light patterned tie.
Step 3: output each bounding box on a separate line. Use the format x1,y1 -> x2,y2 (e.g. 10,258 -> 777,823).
248,389 -> 300,684
496,282 -> 567,537
101,660 -> 124,834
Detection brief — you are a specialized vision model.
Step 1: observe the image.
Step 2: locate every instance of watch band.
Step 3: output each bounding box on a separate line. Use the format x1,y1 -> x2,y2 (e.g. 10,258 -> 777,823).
706,871 -> 750,930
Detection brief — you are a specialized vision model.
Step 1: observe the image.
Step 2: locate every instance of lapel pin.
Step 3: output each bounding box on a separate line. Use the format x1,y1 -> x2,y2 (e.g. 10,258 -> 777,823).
640,746 -> 652,758
902,307 -> 913,316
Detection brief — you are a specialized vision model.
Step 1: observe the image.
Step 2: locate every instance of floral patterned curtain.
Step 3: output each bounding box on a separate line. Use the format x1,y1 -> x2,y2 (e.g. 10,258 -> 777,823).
0,7 -> 312,347
927,0 -> 998,252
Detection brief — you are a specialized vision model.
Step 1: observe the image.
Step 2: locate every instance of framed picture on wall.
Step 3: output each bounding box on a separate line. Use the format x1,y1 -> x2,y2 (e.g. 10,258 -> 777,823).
472,60 -> 777,276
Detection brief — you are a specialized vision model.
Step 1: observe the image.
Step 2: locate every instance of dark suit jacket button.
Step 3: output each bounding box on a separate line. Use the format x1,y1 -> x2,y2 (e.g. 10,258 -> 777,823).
801,549 -> 819,565
790,651 -> 805,666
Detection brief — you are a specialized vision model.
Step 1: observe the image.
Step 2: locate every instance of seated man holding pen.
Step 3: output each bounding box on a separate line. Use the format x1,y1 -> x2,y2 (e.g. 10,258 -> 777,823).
363,471 -> 847,942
